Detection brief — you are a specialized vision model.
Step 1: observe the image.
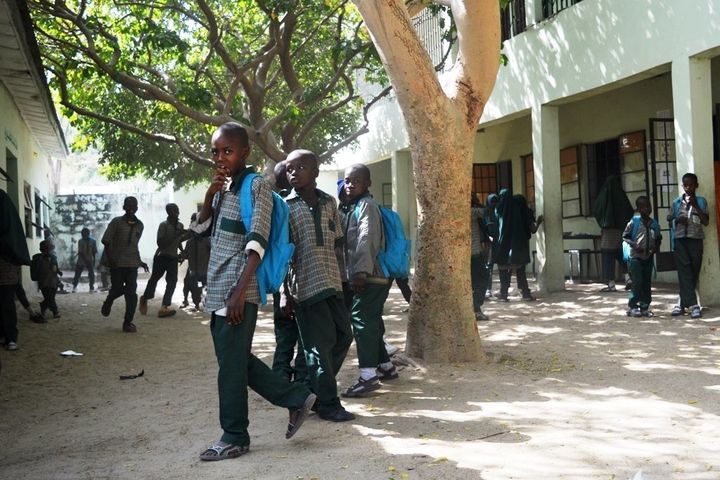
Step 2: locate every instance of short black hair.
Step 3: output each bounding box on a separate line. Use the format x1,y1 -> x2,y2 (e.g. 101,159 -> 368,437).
682,172 -> 698,184
165,203 -> 179,215
81,227 -> 90,235
40,240 -> 50,252
346,163 -> 371,182
273,160 -> 291,191
635,195 -> 650,207
217,122 -> 249,147
123,196 -> 137,207
287,149 -> 319,168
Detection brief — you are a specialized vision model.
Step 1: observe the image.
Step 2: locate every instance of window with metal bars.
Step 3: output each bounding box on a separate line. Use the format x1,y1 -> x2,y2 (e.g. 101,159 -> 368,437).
501,0 -> 527,42
542,0 -> 583,20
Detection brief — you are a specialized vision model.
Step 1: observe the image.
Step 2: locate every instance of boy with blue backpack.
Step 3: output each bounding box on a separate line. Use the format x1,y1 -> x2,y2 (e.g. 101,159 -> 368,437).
623,196 -> 661,317
668,173 -> 709,319
342,163 -> 400,397
195,122 -> 315,461
282,149 -> 355,422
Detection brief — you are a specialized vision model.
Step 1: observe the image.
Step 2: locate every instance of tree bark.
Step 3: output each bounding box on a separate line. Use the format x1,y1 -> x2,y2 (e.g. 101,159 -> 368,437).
353,0 -> 499,362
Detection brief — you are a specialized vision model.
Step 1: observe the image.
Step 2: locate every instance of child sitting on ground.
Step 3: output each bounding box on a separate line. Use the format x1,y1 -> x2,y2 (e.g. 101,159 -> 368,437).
623,196 -> 661,318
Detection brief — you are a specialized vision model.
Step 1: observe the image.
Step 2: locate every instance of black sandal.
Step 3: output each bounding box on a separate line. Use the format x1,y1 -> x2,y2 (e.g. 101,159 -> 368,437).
286,393 -> 317,439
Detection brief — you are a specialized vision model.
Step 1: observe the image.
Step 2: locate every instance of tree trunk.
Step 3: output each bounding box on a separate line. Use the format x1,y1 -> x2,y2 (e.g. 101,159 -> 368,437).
405,108 -> 483,363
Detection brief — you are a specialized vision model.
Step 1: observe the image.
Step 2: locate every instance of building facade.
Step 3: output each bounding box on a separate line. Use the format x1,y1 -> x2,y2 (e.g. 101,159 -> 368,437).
348,0 -> 720,304
0,0 -> 67,291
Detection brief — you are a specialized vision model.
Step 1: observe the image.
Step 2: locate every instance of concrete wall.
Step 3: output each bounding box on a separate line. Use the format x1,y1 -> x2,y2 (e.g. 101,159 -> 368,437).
0,82 -> 60,291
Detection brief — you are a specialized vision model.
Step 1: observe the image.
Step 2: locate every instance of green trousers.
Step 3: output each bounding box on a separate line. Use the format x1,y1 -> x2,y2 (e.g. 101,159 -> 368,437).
295,296 -> 353,413
211,303 -> 311,446
628,257 -> 653,310
350,283 -> 391,369
674,238 -> 703,308
271,292 -> 307,383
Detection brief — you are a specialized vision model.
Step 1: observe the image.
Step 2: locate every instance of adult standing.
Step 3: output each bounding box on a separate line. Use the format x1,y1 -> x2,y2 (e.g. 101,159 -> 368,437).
593,176 -> 634,292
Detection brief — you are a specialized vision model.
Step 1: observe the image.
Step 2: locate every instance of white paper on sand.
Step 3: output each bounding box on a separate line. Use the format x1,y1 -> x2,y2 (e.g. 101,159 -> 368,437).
60,350 -> 84,356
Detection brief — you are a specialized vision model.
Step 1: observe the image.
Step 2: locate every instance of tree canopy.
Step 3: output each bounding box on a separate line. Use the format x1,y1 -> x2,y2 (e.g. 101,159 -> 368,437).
30,0 -> 389,186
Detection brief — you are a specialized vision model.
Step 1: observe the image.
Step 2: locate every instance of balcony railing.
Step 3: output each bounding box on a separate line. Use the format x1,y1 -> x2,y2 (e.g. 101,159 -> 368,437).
501,0 -> 527,42
542,0 -> 583,20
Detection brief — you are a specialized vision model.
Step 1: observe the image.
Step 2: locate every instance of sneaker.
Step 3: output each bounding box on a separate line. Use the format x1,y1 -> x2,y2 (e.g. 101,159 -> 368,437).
384,342 -> 399,356
497,294 -> 509,302
624,281 -> 632,291
671,305 -> 685,317
626,308 -> 633,317
522,294 -> 536,302
122,322 -> 137,333
641,309 -> 654,317
318,406 -> 356,422
630,308 -> 642,318
89,287 -> 95,293
6,341 -> 18,351
158,306 -> 177,318
139,296 -> 148,315
691,306 -> 702,319
475,311 -> 489,321
30,313 -> 47,324
101,301 -> 112,317
72,286 -> 77,293
53,313 -> 61,319
376,364 -> 399,381
181,300 -> 189,308
341,376 -> 381,398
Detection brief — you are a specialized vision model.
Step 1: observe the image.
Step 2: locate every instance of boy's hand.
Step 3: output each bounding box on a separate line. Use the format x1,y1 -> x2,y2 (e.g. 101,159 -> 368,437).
280,292 -> 295,317
140,262 -> 150,273
226,288 -> 246,325
208,166 -> 230,196
675,216 -> 688,225
536,214 -> 544,225
351,273 -> 367,293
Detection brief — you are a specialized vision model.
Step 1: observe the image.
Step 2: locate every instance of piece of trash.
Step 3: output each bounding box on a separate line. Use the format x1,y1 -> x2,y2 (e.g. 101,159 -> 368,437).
119,369 -> 144,380
631,469 -> 644,480
80,303 -> 88,307
60,350 -> 84,356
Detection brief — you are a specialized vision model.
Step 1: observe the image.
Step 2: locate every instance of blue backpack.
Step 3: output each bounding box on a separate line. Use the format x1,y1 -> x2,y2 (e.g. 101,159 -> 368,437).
240,173 -> 295,304
355,203 -> 411,279
622,215 -> 661,263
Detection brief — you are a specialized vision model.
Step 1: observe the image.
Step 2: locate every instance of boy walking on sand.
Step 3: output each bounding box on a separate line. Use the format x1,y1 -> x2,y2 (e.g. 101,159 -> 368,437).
342,163 -> 398,398
623,196 -> 661,318
282,149 -> 355,422
139,203 -> 186,317
195,122 -> 315,461
100,196 -> 149,333
72,228 -> 97,292
34,240 -> 62,319
668,173 -> 709,319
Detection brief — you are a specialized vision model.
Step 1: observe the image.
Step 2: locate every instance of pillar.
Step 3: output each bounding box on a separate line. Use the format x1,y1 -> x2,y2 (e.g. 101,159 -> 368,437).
532,104 -> 565,292
391,149 -> 417,265
671,55 -> 720,304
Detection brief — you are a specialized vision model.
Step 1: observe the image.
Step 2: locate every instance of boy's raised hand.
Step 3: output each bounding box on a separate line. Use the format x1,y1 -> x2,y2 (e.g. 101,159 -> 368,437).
208,166 -> 230,196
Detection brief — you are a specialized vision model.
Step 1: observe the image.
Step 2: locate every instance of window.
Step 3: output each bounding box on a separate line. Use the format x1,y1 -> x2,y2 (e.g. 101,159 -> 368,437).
472,163 -> 499,205
23,182 -> 33,239
522,154 -> 535,210
542,0 -> 584,19
501,0 -> 527,42
561,146 -> 582,218
381,183 -> 392,208
586,138 -> 620,214
34,191 -> 43,237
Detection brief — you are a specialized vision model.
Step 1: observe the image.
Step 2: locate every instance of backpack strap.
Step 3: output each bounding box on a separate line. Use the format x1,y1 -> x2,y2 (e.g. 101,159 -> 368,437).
239,173 -> 259,231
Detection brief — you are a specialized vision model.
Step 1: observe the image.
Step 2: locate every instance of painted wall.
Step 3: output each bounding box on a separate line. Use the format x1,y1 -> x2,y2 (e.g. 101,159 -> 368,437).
0,82 -> 60,291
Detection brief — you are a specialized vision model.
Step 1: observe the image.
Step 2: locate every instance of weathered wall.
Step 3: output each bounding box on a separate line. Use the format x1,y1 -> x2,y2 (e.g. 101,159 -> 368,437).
52,192 -> 173,270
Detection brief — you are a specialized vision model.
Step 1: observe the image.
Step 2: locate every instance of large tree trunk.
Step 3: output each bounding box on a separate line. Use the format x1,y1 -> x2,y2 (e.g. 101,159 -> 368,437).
353,0 -> 499,363
405,107 -> 482,363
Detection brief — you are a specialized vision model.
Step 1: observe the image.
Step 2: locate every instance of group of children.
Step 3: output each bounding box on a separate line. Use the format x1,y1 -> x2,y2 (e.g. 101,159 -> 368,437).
193,123 -> 403,461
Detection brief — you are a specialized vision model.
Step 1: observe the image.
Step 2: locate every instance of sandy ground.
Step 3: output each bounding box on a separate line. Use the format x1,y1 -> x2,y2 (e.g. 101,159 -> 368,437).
1,270 -> 720,480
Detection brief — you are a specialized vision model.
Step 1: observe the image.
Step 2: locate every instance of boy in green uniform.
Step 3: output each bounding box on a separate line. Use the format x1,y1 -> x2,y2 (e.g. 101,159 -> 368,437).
195,122 -> 315,461
72,228 -> 97,292
623,196 -> 662,317
342,164 -> 398,397
668,173 -> 709,319
101,196 -> 149,333
282,149 -> 355,422
139,203 -> 186,317
34,240 -> 62,319
271,159 -> 307,384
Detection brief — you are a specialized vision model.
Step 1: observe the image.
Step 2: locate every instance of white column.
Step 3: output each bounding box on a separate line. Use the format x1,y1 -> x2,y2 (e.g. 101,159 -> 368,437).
391,150 -> 418,264
532,104 -> 565,292
671,56 -> 720,304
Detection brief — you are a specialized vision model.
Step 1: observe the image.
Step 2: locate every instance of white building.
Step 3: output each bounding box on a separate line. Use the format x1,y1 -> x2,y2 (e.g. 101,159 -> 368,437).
348,0 -> 720,304
0,0 -> 67,290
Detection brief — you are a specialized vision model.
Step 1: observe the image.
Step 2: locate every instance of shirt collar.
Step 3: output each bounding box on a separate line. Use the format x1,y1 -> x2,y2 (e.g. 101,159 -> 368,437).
229,166 -> 256,194
285,188 -> 332,204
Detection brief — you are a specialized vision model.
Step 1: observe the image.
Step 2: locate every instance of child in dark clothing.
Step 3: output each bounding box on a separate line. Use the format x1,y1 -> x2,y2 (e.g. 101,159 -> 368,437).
623,196 -> 661,317
34,240 -> 61,319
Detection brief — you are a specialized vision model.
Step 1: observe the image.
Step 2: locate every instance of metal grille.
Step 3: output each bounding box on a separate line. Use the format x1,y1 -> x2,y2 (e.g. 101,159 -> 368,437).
542,0 -> 583,19
412,9 -> 444,67
501,0 -> 527,42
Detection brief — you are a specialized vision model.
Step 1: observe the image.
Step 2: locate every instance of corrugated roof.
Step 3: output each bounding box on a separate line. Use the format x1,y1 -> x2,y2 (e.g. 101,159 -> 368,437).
0,0 -> 67,158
